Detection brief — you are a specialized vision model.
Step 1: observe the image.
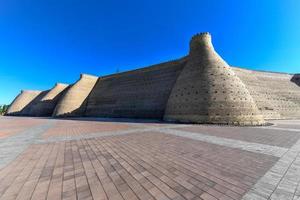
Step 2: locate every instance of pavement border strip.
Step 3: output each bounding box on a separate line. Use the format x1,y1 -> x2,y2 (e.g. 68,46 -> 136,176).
0,120 -> 55,169
294,179 -> 300,200
255,126 -> 300,133
242,140 -> 300,200
40,124 -> 289,158
156,128 -> 288,158
37,124 -> 191,143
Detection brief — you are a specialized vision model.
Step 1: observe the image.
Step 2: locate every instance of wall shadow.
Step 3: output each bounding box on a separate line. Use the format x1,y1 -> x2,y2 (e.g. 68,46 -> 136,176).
291,74 -> 300,86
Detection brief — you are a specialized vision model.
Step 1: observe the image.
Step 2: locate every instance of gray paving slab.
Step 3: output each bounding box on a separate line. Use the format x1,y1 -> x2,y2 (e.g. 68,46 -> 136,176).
243,140 -> 300,200
157,128 -> 288,157
37,124 -> 190,143
1,117 -> 300,200
0,120 -> 55,169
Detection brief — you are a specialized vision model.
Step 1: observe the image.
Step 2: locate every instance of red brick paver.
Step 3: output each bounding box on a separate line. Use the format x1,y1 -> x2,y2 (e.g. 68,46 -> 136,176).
43,120 -> 133,139
177,126 -> 300,148
0,118 -> 46,139
0,132 -> 277,200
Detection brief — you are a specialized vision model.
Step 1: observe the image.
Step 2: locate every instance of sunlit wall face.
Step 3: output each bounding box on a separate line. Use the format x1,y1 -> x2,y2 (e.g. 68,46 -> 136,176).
0,0 -> 299,104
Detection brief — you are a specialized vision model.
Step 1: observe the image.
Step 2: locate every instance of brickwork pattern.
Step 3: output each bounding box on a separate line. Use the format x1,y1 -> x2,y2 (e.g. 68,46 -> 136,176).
85,58 -> 187,119
0,131 -> 277,200
177,125 -> 300,148
164,33 -> 265,125
6,33 -> 300,124
28,83 -> 69,117
6,91 -> 42,116
21,91 -> 50,116
0,117 -> 45,139
1,117 -> 300,199
43,120 -> 132,138
53,74 -> 98,117
233,67 -> 300,120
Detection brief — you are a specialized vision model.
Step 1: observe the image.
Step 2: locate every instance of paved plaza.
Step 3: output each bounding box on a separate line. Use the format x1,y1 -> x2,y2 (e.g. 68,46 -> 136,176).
0,117 -> 299,200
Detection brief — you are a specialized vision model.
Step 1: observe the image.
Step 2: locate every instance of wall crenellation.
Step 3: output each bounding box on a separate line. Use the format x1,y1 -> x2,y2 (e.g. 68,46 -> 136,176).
191,32 -> 211,39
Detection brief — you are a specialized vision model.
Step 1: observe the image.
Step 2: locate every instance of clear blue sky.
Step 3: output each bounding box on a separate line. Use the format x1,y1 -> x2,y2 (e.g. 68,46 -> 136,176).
0,0 -> 299,104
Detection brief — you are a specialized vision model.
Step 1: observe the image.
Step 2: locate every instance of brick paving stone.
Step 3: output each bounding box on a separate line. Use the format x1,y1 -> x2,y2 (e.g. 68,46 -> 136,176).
46,142 -> 65,200
158,128 -> 287,157
0,145 -> 46,200
268,120 -> 300,130
0,117 -> 46,139
2,131 -> 275,200
242,139 -> 300,200
1,117 -> 300,200
177,125 -> 300,148
43,120 -> 133,139
102,136 -> 274,198
0,120 -> 55,169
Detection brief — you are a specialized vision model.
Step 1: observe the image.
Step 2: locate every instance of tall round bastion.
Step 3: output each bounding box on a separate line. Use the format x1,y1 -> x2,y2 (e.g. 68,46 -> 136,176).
164,33 -> 265,125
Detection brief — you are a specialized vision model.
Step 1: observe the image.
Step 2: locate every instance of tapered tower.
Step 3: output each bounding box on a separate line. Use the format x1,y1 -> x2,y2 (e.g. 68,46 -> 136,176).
164,33 -> 265,125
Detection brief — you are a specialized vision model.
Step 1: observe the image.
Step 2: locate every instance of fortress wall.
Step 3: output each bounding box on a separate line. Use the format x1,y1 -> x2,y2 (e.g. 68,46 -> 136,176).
85,58 -> 187,119
291,74 -> 300,86
20,90 -> 49,116
53,74 -> 98,117
233,67 -> 300,119
6,90 -> 42,116
28,83 -> 69,116
7,33 -> 299,124
164,33 -> 265,125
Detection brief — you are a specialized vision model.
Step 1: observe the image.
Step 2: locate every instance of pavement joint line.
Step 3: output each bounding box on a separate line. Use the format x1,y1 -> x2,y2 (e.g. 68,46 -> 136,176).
37,124 -> 191,143
156,128 -> 288,157
1,117 -> 300,199
242,139 -> 300,200
39,124 -> 289,158
254,126 -> 300,133
0,120 -> 55,169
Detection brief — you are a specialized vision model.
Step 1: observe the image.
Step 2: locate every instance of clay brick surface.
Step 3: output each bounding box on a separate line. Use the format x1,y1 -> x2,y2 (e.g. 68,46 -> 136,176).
0,137 -> 276,200
177,125 -> 300,148
29,83 -> 69,117
7,33 -> 300,123
85,58 -> 187,119
234,67 -> 300,120
0,117 -> 46,139
43,120 -> 133,138
164,33 -> 265,125
6,91 -> 42,116
1,117 -> 300,199
53,74 -> 98,117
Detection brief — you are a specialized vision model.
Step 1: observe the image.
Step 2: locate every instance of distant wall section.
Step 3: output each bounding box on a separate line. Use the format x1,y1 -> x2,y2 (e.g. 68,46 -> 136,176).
7,33 -> 300,124
53,74 -> 98,117
21,90 -> 49,116
233,68 -> 300,119
85,58 -> 187,119
291,74 -> 300,86
28,83 -> 69,116
6,90 -> 42,116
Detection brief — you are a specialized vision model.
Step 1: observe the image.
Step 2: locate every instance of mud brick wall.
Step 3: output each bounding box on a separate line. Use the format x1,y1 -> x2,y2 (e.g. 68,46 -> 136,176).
53,74 -> 98,117
85,59 -> 187,119
164,33 -> 265,125
28,83 -> 69,116
234,68 -> 300,119
7,33 -> 300,125
6,90 -> 42,116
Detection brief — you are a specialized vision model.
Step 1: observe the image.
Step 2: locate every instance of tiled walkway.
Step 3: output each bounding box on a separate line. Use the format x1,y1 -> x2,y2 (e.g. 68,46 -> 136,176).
0,117 -> 46,139
0,117 -> 299,200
